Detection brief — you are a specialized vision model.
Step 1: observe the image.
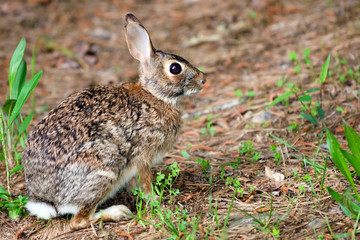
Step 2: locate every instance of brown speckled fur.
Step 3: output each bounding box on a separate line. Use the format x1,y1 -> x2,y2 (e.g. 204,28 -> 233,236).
22,13 -> 205,229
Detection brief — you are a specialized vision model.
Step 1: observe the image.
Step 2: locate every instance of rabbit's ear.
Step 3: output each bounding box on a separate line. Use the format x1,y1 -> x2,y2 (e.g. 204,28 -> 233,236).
125,13 -> 155,65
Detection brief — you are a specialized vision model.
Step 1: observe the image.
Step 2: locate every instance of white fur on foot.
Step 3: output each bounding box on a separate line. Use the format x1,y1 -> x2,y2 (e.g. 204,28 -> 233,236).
92,205 -> 132,222
58,203 -> 80,215
26,201 -> 57,219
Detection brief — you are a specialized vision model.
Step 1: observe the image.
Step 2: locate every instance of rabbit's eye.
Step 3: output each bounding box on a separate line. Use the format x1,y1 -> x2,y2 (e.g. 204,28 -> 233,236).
169,63 -> 182,75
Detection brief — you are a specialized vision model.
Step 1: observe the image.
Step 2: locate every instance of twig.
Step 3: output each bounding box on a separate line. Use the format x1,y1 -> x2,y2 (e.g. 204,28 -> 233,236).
115,229 -> 134,240
14,222 -> 37,240
130,227 -> 150,236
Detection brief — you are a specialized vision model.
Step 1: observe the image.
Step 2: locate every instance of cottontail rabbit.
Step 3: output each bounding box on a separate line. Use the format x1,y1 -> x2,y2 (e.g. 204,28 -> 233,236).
23,13 -> 205,229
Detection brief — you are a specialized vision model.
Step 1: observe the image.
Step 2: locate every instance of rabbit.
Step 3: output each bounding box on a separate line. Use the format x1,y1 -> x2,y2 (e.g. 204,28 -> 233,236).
22,13 -> 206,230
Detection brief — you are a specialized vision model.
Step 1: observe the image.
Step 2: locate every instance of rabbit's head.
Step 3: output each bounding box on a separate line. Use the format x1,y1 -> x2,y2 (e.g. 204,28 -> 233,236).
125,13 -> 206,105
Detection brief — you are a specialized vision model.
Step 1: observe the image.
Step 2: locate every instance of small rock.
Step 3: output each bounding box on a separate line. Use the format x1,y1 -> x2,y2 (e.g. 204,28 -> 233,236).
251,111 -> 276,123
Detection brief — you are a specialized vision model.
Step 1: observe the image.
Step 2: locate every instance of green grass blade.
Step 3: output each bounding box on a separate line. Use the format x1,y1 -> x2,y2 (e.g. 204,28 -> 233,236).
7,71 -> 42,129
266,91 -> 294,109
11,61 -> 27,99
9,164 -> 23,176
344,122 -> 360,162
18,114 -> 33,135
9,38 -> 26,91
319,55 -> 330,83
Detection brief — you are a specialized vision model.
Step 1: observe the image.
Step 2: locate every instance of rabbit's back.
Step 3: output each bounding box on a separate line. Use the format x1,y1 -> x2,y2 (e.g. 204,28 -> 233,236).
23,83 -> 181,205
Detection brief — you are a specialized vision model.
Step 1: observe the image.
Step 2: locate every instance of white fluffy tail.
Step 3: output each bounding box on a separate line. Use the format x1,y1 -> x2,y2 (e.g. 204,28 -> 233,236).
26,201 -> 57,219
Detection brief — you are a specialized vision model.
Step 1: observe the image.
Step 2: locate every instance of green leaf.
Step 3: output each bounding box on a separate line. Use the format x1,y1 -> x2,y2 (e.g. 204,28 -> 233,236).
300,112 -> 317,125
326,128 -> 352,182
266,91 -> 294,109
0,194 -> 9,201
247,90 -> 255,97
288,51 -> 298,61
8,207 -> 20,219
10,164 -> 23,176
2,99 -> 17,116
0,185 -> 9,195
7,71 -> 42,129
18,114 -> 33,135
317,106 -> 325,119
344,122 -> 360,163
180,150 -> 191,160
234,89 -> 243,97
305,88 -> 320,94
303,48 -> 310,57
10,60 -> 27,99
319,55 -> 330,83
9,38 -> 26,91
341,150 -> 360,177
326,128 -> 360,201
299,94 -> 312,102
327,187 -> 356,218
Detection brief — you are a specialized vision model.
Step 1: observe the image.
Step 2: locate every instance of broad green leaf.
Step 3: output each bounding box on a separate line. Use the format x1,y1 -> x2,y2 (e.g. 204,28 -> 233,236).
10,60 -> 27,99
9,164 -> 23,176
9,38 -> 26,90
317,106 -> 325,119
327,187 -> 356,218
326,128 -> 359,201
305,88 -> 320,94
0,194 -> 9,201
299,94 -> 312,102
2,99 -> 16,116
0,185 -> 9,195
8,207 -> 19,219
326,128 -> 352,182
266,91 -> 294,109
18,114 -> 33,135
300,112 -> 317,125
341,149 -> 360,177
344,122 -> 360,162
7,71 -> 42,128
319,55 -> 330,83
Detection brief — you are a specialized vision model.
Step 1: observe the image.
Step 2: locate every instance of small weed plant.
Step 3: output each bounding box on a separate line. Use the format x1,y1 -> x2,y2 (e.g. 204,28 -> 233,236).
239,140 -> 261,162
270,145 -> 282,164
268,54 -> 330,126
131,162 -> 204,239
201,114 -> 216,136
0,38 -> 42,219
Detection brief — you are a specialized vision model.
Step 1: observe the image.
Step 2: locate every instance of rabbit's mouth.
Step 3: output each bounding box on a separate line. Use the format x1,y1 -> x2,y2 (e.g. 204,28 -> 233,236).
184,88 -> 200,96
183,74 -> 206,96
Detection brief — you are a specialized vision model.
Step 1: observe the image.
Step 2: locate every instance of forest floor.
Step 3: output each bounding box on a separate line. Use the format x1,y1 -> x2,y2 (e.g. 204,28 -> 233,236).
1,0 -> 360,239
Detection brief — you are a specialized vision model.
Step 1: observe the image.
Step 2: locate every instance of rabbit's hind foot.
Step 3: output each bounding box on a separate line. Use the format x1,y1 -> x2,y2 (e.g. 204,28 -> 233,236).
26,201 -> 57,219
70,205 -> 132,230
92,205 -> 132,222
